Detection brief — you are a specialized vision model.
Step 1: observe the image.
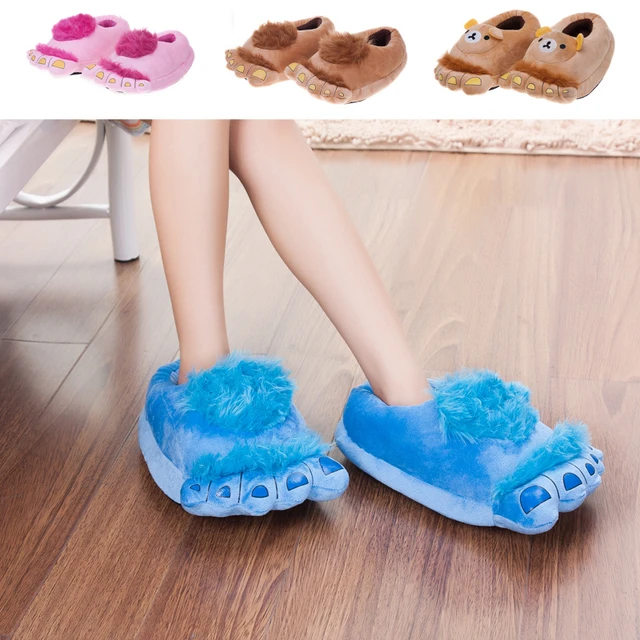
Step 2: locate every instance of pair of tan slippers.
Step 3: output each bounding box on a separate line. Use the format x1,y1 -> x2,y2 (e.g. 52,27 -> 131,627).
225,17 -> 407,104
436,11 -> 614,103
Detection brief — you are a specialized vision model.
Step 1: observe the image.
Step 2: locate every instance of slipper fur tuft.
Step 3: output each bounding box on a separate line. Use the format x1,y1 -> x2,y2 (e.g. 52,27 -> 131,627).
319,32 -> 370,65
52,13 -> 96,41
236,46 -> 278,71
116,29 -> 158,58
437,52 -> 492,77
252,21 -> 298,50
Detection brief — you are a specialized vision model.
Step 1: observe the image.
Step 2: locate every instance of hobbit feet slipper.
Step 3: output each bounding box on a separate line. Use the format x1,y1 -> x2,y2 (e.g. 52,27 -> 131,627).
225,17 -> 335,87
83,29 -> 194,93
284,28 -> 407,104
27,13 -> 129,75
139,354 -> 349,516
336,370 -> 604,534
435,11 -> 539,95
499,13 -> 614,103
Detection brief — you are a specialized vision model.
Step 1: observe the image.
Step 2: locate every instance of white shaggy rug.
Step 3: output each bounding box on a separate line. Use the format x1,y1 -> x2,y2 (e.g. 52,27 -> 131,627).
299,120 -> 640,157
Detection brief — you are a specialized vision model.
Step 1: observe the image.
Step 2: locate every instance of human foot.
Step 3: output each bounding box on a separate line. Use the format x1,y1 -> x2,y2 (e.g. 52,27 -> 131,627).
83,29 -> 194,93
28,13 -> 129,76
434,11 -> 539,95
139,354 -> 348,516
225,17 -> 334,87
336,370 -> 603,534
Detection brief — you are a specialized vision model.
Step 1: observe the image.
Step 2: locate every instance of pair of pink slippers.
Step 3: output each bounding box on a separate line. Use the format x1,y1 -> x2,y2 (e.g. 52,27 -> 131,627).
27,14 -> 194,93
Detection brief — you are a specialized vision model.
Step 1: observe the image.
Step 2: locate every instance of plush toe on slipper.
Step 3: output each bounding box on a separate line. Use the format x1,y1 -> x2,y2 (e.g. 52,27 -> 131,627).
499,13 -> 614,102
435,10 -> 540,94
336,370 -> 603,534
139,354 -> 348,517
225,16 -> 335,87
284,27 -> 407,104
83,29 -> 194,93
28,13 -> 129,76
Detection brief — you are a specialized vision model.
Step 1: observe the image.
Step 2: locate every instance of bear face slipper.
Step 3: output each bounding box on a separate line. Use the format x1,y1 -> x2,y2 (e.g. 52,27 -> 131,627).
336,370 -> 604,534
499,13 -> 614,102
27,13 -> 129,75
435,10 -> 540,94
225,17 -> 335,87
82,29 -> 194,93
284,27 -> 407,104
139,354 -> 349,516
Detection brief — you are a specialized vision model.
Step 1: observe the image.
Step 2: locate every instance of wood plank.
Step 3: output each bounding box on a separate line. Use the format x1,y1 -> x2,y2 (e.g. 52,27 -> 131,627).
0,339 -> 84,477
520,378 -> 640,640
551,158 -> 640,383
0,246 -> 178,635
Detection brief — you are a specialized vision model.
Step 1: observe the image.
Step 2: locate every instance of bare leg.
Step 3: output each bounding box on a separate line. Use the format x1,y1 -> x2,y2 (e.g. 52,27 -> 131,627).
229,120 -> 428,406
150,120 -> 231,384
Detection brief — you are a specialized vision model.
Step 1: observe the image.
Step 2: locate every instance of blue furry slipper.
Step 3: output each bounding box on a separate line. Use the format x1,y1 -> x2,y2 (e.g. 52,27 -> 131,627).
139,353 -> 349,516
336,370 -> 604,534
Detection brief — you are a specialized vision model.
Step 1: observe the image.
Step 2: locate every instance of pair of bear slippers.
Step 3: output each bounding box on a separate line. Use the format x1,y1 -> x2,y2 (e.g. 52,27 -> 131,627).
436,10 -> 614,102
28,13 -> 194,93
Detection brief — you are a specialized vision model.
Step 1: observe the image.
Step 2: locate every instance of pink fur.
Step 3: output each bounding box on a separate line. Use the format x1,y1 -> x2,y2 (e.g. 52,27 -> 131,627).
52,13 -> 96,41
36,44 -> 79,61
98,58 -> 150,81
115,30 -> 157,58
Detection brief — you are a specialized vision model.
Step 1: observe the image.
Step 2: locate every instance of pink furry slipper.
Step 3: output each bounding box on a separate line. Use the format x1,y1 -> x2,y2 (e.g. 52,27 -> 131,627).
27,13 -> 129,75
83,29 -> 194,93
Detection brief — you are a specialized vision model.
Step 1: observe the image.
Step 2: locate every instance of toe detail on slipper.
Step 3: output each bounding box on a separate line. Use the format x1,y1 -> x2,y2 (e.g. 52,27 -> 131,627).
274,463 -> 313,510
494,421 -> 590,502
494,475 -> 559,534
305,455 -> 349,502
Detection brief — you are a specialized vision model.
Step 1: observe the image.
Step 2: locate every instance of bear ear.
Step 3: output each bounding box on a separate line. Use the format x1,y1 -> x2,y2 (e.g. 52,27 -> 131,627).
489,27 -> 504,40
464,19 -> 478,29
576,33 -> 584,51
535,26 -> 552,37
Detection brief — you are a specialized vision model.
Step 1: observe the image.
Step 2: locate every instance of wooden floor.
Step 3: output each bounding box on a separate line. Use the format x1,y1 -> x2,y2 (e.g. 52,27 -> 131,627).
1,123 -> 638,640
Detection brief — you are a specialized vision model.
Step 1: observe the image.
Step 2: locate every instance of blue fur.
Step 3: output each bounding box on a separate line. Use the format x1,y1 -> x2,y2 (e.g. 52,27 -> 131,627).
190,431 -> 328,480
184,352 -> 294,433
493,421 -> 590,500
430,369 -> 539,444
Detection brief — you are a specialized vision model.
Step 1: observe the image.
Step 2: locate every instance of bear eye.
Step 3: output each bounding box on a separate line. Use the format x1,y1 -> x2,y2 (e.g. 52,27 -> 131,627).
560,44 -> 566,49
538,37 -> 543,42
484,35 -> 490,40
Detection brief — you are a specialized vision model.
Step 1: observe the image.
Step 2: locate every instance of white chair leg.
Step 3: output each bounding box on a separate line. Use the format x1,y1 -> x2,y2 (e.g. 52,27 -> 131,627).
106,122 -> 139,262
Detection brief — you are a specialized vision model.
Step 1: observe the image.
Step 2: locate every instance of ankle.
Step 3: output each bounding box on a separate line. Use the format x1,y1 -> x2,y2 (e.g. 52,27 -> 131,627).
177,345 -> 230,385
370,370 -> 432,406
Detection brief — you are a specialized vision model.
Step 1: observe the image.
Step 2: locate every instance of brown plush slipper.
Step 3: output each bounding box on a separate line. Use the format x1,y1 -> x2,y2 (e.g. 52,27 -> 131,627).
499,13 -> 614,103
435,11 -> 540,94
225,17 -> 334,86
284,28 -> 407,104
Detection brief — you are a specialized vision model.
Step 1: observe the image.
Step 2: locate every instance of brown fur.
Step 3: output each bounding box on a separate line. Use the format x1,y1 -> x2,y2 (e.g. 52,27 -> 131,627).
437,52 -> 493,76
252,21 -> 297,50
511,60 -> 579,88
305,60 -> 347,88
236,47 -> 277,71
319,32 -> 370,65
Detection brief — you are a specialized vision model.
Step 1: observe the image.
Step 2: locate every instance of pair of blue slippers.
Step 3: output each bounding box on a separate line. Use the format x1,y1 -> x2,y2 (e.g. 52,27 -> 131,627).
139,353 -> 603,534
